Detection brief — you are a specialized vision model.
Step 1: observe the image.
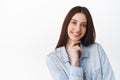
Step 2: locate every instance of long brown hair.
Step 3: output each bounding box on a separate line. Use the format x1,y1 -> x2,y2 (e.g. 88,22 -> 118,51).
56,6 -> 96,48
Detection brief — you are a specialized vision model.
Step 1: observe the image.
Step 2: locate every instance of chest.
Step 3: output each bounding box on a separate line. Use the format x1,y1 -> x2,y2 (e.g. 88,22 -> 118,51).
80,56 -> 102,80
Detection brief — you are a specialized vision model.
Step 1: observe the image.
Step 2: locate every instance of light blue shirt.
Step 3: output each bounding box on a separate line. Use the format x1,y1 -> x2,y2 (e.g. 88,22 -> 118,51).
46,42 -> 115,80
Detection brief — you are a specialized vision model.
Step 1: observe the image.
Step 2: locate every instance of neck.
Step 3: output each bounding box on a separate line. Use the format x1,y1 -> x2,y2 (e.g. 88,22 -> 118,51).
65,39 -> 73,49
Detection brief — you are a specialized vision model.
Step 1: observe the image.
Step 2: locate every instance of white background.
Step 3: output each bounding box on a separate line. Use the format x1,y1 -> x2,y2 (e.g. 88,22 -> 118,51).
0,0 -> 120,80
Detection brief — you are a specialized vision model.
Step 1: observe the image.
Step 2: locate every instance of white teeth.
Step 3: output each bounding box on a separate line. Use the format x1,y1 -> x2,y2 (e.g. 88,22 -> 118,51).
73,33 -> 80,36
74,33 -> 79,35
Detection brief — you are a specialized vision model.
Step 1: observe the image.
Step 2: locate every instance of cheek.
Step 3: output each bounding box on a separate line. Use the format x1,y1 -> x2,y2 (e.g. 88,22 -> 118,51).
67,27 -> 70,36
67,25 -> 73,33
84,29 -> 87,33
82,28 -> 87,35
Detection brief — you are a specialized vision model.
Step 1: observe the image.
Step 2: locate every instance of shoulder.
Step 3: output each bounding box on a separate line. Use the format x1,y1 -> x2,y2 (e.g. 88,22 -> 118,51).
46,47 -> 63,64
86,42 -> 104,51
90,42 -> 105,52
46,49 -> 58,62
87,42 -> 102,48
84,42 -> 105,57
89,42 -> 106,58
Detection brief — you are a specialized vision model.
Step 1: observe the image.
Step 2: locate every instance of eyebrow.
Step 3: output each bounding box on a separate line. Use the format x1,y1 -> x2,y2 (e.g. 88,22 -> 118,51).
71,19 -> 78,22
71,19 -> 87,23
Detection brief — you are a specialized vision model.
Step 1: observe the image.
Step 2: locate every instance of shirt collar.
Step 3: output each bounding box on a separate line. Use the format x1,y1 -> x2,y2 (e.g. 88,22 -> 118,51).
80,44 -> 89,59
59,44 -> 89,64
60,46 -> 70,64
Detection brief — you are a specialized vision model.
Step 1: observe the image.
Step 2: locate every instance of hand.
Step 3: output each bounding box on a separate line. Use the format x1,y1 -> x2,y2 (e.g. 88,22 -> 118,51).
66,41 -> 82,67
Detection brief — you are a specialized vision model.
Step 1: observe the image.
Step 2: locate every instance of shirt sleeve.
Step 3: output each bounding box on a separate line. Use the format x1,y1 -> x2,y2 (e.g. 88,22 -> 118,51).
46,53 -> 84,80
46,54 -> 68,80
69,66 -> 84,80
97,44 -> 116,80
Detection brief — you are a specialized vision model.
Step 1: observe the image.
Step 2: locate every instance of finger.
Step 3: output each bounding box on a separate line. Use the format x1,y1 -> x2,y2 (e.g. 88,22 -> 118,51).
73,45 -> 82,54
72,41 -> 81,46
77,46 -> 82,54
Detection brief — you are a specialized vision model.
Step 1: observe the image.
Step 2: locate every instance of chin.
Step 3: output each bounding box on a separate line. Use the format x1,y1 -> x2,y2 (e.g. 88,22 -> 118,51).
71,38 -> 81,42
73,37 -> 82,41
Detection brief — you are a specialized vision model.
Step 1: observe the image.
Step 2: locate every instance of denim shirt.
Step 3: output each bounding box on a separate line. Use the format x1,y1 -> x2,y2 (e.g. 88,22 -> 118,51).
46,42 -> 115,80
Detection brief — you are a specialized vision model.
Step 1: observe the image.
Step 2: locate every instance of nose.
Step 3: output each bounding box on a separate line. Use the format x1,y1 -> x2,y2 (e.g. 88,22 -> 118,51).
75,24 -> 81,32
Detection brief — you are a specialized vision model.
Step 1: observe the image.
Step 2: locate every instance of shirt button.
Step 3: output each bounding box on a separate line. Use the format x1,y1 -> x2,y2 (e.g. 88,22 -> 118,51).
84,69 -> 87,73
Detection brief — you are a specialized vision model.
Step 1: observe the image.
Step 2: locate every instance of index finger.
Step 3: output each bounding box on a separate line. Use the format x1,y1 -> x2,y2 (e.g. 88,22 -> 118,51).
73,41 -> 81,46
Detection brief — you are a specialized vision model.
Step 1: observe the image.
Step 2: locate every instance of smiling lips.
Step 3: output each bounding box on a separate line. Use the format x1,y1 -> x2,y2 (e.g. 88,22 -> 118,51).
72,32 -> 81,37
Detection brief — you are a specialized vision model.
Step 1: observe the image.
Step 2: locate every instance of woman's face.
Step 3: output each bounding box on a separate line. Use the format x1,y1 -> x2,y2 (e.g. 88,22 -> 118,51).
67,13 -> 87,42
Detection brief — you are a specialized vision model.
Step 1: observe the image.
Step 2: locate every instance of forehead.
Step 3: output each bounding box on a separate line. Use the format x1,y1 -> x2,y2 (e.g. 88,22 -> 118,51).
71,13 -> 87,22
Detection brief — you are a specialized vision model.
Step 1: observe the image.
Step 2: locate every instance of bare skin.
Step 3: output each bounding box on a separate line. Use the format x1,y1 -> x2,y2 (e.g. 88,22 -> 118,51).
65,13 -> 87,67
66,40 -> 82,67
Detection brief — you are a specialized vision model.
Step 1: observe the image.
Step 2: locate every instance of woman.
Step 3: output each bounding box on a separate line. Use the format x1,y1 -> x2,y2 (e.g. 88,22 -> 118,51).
46,6 -> 115,80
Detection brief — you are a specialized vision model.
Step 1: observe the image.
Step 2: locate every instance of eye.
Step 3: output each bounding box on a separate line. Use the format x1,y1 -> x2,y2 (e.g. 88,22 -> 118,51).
71,21 -> 77,25
81,23 -> 87,27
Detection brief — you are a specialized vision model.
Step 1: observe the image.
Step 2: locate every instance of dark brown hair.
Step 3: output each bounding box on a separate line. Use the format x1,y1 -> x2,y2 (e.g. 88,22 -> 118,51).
56,6 -> 96,48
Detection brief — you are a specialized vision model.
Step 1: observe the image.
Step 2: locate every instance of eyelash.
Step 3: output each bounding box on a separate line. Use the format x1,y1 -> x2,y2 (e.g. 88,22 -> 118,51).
71,22 -> 87,27
71,22 -> 77,25
81,24 -> 87,27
